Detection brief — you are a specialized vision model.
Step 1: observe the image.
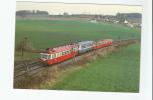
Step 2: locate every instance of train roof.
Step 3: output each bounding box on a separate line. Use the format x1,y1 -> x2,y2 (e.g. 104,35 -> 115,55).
47,44 -> 77,54
77,41 -> 95,45
97,39 -> 113,42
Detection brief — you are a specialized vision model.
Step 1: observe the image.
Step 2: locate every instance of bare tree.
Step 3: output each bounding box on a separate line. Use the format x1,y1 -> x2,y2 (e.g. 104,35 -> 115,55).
16,37 -> 33,56
63,12 -> 69,16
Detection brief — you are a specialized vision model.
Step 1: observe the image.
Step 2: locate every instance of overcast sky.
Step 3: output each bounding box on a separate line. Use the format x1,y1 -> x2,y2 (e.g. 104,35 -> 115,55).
16,2 -> 142,15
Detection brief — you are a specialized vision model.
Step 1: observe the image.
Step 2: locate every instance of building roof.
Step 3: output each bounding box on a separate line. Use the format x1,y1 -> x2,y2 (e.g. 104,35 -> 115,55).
124,20 -> 128,24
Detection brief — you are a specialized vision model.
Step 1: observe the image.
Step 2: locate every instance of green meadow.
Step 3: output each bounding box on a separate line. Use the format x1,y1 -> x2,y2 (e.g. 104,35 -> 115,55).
45,44 -> 140,92
15,20 -> 140,50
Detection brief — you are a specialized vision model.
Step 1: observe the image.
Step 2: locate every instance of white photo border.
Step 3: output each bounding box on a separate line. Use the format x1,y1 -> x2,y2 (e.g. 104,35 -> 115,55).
0,0 -> 152,100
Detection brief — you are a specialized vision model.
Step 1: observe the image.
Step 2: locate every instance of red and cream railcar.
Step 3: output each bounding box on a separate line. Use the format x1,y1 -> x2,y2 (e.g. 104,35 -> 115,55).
40,44 -> 79,65
94,39 -> 113,49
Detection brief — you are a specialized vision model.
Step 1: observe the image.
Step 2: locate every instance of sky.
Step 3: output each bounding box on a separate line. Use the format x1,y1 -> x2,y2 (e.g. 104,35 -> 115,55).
16,2 -> 142,15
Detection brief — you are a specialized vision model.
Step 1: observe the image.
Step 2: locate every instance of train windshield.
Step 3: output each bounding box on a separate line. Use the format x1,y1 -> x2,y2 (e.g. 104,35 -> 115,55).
40,53 -> 49,60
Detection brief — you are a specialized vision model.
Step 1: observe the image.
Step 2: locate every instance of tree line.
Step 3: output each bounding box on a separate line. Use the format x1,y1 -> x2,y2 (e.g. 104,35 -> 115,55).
16,10 -> 49,17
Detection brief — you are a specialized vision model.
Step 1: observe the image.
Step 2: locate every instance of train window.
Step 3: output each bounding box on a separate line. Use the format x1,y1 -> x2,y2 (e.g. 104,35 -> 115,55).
57,53 -> 59,57
53,54 -> 56,58
55,53 -> 57,57
52,54 -> 54,59
62,52 -> 64,55
73,48 -> 77,51
65,51 -> 68,54
66,51 -> 68,54
72,48 -> 74,51
54,54 -> 56,58
70,49 -> 72,52
70,49 -> 72,53
46,55 -> 49,59
59,52 -> 62,56
51,54 -> 53,59
63,51 -> 66,55
40,54 -> 49,59
56,53 -> 58,57
52,54 -> 54,58
48,55 -> 51,59
88,44 -> 91,46
82,45 -> 86,48
67,50 -> 70,54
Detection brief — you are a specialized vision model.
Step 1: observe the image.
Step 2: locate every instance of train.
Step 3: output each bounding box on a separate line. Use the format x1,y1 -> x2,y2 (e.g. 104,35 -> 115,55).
39,39 -> 113,65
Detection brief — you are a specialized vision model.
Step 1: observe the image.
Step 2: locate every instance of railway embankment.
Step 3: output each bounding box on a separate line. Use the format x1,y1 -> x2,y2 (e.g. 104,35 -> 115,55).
14,39 -> 140,89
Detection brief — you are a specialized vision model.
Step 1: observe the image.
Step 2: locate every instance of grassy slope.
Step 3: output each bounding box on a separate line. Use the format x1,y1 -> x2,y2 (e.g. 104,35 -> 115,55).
46,44 -> 140,92
15,20 -> 141,49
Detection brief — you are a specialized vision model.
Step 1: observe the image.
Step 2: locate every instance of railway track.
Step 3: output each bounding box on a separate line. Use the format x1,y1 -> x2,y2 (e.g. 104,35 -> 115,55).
14,39 -> 139,80
14,60 -> 46,78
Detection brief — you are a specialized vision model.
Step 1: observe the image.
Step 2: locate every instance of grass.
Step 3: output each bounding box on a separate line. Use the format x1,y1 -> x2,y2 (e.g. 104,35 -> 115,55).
15,20 -> 140,60
15,20 -> 141,50
45,44 -> 140,92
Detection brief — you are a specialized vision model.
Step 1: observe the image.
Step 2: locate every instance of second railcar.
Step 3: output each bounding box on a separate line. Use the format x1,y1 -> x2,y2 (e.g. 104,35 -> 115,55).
77,41 -> 95,54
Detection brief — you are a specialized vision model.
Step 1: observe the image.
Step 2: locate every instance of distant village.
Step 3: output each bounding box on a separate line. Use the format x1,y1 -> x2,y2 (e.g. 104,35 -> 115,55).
16,10 -> 142,28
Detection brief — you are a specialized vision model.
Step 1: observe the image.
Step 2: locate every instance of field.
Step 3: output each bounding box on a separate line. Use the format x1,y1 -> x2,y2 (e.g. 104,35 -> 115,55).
15,20 -> 140,60
44,44 -> 140,92
15,20 -> 140,49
